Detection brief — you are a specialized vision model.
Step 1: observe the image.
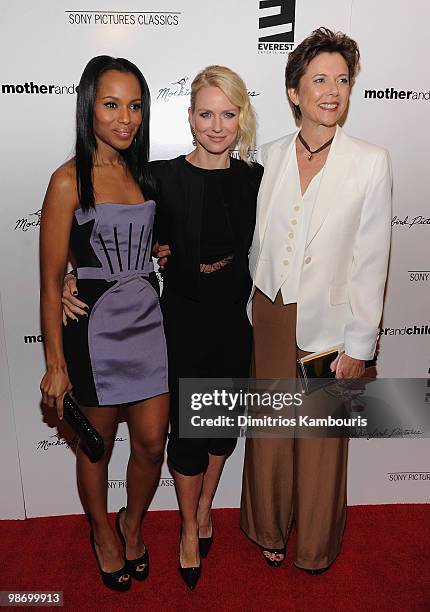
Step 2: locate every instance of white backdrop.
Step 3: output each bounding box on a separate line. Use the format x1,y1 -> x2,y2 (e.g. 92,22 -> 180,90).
0,0 -> 429,518
0,297 -> 24,519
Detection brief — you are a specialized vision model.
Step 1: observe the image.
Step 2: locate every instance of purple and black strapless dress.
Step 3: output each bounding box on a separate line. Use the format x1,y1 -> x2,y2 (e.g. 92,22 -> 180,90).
63,202 -> 168,407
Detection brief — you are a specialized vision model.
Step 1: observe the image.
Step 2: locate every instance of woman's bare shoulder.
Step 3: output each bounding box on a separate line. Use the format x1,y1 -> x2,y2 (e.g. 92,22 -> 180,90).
46,159 -> 79,210
50,159 -> 76,188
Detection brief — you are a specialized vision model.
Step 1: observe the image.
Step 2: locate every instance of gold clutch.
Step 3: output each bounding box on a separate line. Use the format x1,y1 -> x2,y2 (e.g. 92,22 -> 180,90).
297,346 -> 342,395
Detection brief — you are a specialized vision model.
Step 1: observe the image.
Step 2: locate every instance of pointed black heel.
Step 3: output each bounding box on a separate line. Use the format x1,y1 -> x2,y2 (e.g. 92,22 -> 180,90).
115,507 -> 149,581
89,529 -> 131,592
198,522 -> 213,558
179,528 -> 201,590
261,546 -> 286,568
304,567 -> 328,575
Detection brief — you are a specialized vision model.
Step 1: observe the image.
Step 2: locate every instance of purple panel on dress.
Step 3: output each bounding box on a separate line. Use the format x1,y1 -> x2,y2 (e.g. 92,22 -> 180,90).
74,203 -> 168,405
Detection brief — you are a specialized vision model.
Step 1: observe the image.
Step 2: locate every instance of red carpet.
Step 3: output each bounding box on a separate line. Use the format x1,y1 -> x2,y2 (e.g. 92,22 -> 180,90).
1,505 -> 429,611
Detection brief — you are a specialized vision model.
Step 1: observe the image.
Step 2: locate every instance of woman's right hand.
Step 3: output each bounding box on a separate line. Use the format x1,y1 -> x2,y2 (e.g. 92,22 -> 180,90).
40,366 -> 72,420
62,272 -> 88,325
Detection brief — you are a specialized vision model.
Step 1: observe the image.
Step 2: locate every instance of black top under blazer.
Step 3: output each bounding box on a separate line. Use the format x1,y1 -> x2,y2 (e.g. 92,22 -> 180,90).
151,156 -> 264,302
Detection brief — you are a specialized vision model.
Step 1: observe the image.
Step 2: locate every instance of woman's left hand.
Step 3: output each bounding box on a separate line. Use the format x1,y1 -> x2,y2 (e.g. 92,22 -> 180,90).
330,353 -> 365,379
152,242 -> 171,271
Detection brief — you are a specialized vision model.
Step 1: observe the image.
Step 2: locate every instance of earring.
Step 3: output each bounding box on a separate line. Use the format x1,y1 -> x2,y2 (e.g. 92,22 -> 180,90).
192,130 -> 197,146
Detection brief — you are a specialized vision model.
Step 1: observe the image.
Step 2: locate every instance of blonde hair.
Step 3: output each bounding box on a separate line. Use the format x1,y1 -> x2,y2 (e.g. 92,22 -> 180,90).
190,65 -> 256,164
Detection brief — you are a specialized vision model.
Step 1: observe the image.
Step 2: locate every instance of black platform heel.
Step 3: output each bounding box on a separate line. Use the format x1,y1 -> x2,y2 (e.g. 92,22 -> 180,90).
198,521 -> 213,558
89,529 -> 131,592
179,528 -> 201,590
115,507 -> 149,581
261,546 -> 286,568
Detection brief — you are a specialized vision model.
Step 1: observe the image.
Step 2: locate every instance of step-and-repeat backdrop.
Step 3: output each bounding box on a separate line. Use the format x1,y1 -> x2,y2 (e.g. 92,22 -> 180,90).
0,0 -> 429,518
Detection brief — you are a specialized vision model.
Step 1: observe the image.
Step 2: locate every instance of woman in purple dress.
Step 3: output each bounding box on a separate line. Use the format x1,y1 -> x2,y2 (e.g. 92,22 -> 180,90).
39,56 -> 169,592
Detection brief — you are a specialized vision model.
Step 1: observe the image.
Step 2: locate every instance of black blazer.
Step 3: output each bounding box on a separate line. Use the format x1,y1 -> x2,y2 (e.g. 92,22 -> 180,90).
151,155 -> 264,302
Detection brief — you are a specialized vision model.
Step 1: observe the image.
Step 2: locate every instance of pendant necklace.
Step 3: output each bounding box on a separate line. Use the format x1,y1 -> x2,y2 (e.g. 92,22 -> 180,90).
298,132 -> 334,161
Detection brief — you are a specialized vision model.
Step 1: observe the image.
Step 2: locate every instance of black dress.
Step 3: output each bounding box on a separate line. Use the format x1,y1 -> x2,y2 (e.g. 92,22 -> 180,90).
151,155 -> 263,475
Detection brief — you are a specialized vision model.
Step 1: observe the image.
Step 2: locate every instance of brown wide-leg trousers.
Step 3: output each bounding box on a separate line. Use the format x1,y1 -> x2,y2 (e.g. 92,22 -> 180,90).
240,290 -> 348,570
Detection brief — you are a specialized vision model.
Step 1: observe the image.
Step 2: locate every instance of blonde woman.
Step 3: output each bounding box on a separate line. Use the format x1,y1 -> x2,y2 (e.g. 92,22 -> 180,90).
152,65 -> 262,588
63,65 -> 263,589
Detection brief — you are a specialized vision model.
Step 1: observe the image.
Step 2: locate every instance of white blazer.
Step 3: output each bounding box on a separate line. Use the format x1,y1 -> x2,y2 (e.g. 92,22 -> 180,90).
248,125 -> 392,361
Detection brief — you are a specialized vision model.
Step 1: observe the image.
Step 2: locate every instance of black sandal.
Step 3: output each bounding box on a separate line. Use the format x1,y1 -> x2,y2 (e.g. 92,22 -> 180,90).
261,546 -> 286,568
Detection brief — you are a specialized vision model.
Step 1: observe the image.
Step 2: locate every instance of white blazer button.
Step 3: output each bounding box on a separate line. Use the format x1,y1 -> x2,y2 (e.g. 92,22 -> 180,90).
305,256 -> 311,264
294,205 -> 300,211
283,260 -> 289,266
291,219 -> 298,225
286,246 -> 293,252
289,232 -> 294,239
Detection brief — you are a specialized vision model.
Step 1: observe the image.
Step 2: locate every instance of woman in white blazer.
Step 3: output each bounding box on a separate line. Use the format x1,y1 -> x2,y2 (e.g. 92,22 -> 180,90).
240,28 -> 392,573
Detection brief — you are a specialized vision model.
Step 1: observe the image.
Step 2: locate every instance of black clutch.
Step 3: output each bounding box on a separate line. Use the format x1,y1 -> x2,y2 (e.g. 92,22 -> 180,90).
297,347 -> 339,395
62,393 -> 105,462
297,347 -> 376,395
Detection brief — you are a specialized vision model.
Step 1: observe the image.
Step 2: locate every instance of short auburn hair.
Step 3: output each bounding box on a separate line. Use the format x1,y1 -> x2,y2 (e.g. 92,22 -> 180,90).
285,27 -> 360,119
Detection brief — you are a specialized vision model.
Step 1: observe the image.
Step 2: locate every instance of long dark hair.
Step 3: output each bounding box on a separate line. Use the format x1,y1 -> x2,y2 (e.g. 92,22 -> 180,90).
75,55 -> 155,210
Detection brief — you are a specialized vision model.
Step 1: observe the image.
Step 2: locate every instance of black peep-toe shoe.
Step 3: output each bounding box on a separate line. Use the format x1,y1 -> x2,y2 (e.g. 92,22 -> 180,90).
179,528 -> 201,590
89,529 -> 131,592
198,521 -> 213,558
261,546 -> 286,568
115,507 -> 149,581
